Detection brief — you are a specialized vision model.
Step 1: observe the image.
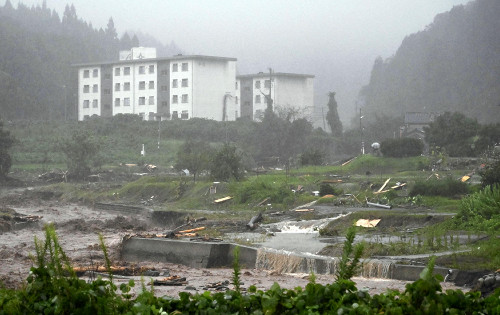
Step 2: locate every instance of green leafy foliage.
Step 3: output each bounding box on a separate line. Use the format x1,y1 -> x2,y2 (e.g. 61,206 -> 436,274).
480,157 -> 500,187
325,92 -> 343,137
174,139 -> 212,182
381,137 -> 424,157
425,112 -> 480,157
410,177 -> 469,197
453,184 -> 500,231
210,144 -> 244,181
0,120 -> 15,179
58,128 -> 101,180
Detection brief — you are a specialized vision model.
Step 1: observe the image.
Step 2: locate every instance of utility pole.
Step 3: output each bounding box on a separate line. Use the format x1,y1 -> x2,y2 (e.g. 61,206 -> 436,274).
360,108 -> 365,155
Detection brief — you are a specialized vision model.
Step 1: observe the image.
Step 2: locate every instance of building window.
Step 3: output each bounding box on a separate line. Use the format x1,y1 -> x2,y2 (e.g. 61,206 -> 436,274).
139,97 -> 146,105
255,80 -> 261,89
92,84 -> 98,93
149,81 -> 155,89
124,82 -> 130,91
235,110 -> 238,118
149,112 -> 155,121
182,63 -> 188,71
172,95 -> 178,104
265,80 -> 271,88
182,94 -> 188,103
172,111 -> 178,119
92,99 -> 98,108
104,104 -> 110,110
124,98 -> 130,106
139,81 -> 146,90
83,70 -> 90,78
83,100 -> 89,108
104,73 -> 111,80
93,69 -> 98,77
161,69 -> 168,75
161,85 -> 168,91
115,68 -> 120,76
172,63 -> 178,72
235,96 -> 239,104
114,83 -> 120,91
235,82 -> 238,89
255,95 -> 261,103
148,96 -> 155,105
124,67 -> 130,75
149,65 -> 155,74
139,66 -> 145,74
114,98 -> 120,107
172,79 -> 178,88
83,85 -> 90,93
139,112 -> 145,119
181,79 -> 188,87
181,110 -> 189,119
162,101 -> 168,107
104,89 -> 111,95
244,86 -> 251,92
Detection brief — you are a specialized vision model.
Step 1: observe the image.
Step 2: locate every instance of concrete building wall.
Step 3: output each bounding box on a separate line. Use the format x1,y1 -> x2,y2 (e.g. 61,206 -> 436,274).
100,65 -> 113,118
78,67 -> 101,120
192,59 -> 237,121
274,76 -> 314,118
169,59 -> 193,119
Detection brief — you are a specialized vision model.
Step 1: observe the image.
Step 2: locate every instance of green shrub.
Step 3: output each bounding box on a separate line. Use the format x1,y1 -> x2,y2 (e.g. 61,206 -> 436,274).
410,177 -> 469,197
453,184 -> 500,231
381,137 -> 424,157
479,158 -> 500,187
319,183 -> 343,196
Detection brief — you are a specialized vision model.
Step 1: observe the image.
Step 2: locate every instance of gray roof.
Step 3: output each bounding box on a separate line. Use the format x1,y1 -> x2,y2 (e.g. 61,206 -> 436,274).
72,54 -> 237,67
404,112 -> 440,124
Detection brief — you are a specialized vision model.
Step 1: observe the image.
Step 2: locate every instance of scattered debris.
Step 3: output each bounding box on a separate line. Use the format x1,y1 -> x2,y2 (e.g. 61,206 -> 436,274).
214,196 -> 232,204
189,236 -> 223,242
246,212 -> 263,230
355,219 -> 381,228
153,275 -> 188,286
366,201 -> 392,209
178,227 -> 206,234
391,182 -> 407,190
321,179 -> 343,184
341,157 -> 356,166
204,280 -> 230,291
257,197 -> 270,207
320,194 -> 334,199
374,178 -> 391,194
295,208 -> 314,212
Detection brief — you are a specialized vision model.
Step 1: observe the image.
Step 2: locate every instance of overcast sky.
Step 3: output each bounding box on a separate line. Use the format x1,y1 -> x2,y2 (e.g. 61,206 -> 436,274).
6,0 -> 472,125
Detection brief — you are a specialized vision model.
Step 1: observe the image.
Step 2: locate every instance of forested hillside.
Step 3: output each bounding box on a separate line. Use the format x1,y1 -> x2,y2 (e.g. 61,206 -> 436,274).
359,0 -> 500,124
0,1 -> 180,121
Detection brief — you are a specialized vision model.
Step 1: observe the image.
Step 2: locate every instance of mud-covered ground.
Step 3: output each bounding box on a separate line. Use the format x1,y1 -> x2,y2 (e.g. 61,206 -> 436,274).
0,186 -> 468,297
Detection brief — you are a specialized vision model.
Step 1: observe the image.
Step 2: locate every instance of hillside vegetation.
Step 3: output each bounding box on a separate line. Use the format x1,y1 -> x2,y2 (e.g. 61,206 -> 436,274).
360,0 -> 500,124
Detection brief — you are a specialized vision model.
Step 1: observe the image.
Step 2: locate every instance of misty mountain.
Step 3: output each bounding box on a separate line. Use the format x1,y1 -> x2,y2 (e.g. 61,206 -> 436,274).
130,31 -> 183,57
359,0 -> 500,124
0,1 -> 180,121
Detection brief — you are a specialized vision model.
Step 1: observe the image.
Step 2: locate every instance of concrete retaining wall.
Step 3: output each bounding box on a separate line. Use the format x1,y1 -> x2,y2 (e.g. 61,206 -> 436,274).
122,237 -> 470,283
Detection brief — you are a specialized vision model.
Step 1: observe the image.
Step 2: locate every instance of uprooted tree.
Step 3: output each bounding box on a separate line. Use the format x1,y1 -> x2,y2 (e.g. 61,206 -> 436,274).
58,128 -> 101,180
0,119 -> 15,180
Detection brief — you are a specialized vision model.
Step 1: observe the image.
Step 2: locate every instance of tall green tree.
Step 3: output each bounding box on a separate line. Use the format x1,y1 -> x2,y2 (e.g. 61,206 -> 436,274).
175,140 -> 211,182
210,144 -> 244,181
0,120 -> 15,179
325,92 -> 342,137
424,112 -> 479,157
58,128 -> 101,180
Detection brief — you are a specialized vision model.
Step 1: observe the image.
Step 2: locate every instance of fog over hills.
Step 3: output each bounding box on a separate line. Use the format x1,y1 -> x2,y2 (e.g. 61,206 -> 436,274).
1,0 -> 482,126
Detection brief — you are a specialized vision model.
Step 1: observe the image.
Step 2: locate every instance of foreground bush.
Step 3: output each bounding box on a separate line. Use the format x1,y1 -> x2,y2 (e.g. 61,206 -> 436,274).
453,184 -> 500,231
381,137 -> 424,158
1,226 -> 499,314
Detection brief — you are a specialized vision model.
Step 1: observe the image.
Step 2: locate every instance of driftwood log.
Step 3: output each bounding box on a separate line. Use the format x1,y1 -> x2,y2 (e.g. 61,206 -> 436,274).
246,212 -> 263,230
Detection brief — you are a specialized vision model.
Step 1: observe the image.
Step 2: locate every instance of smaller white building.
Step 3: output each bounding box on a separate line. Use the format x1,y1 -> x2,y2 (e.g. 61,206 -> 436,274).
236,71 -> 314,121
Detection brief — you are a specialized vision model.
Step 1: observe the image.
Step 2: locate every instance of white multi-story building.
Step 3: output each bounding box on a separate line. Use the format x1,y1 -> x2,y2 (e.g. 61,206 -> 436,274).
76,47 -> 238,121
236,72 -> 315,121
76,48 -> 315,122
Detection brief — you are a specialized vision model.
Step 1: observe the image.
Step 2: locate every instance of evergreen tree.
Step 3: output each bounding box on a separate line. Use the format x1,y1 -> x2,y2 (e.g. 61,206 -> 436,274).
325,92 -> 343,137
